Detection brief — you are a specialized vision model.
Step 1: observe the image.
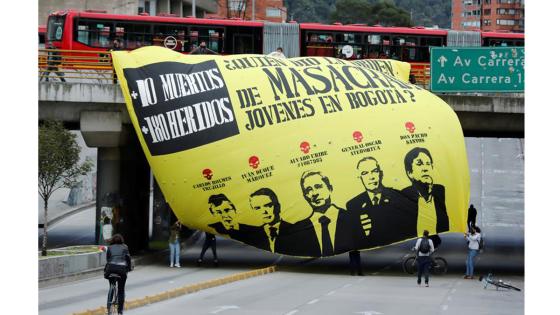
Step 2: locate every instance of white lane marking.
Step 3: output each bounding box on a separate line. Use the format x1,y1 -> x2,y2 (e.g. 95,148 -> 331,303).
451,288 -> 456,294
307,299 -> 319,305
442,305 -> 449,311
355,311 -> 383,315
327,290 -> 336,296
343,284 -> 352,289
285,310 -> 299,315
210,305 -> 240,314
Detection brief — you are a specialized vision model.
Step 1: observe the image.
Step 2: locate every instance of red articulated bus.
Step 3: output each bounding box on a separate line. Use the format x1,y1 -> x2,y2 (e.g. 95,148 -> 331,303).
44,10 -> 523,84
46,9 -> 264,54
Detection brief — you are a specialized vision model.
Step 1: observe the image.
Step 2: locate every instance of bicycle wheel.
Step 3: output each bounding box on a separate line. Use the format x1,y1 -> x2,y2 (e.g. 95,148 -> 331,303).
108,284 -> 119,315
431,257 -> 448,275
403,257 -> 417,275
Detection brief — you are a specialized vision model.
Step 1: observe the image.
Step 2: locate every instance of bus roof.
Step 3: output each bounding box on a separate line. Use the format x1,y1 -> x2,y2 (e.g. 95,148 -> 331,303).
51,10 -> 265,28
300,23 -> 448,36
481,31 -> 524,39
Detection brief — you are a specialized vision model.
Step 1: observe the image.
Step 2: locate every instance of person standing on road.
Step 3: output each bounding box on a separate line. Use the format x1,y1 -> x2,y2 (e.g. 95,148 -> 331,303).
413,230 -> 434,287
197,232 -> 219,267
104,234 -> 132,315
464,226 -> 481,279
169,221 -> 182,267
41,44 -> 66,82
467,204 -> 477,229
349,250 -> 363,276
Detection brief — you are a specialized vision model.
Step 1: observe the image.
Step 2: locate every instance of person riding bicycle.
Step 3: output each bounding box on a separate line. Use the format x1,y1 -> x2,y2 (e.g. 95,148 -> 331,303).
413,230 -> 434,287
104,234 -> 132,315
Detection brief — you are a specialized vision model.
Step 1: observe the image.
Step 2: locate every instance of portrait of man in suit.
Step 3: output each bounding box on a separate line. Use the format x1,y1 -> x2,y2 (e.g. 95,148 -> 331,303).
207,194 -> 257,244
291,171 -> 351,257
346,157 -> 416,249
401,147 -> 449,235
248,188 -> 294,254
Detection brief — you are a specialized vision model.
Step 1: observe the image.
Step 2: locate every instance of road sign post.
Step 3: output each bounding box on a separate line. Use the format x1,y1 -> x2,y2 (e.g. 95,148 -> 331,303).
430,47 -> 524,93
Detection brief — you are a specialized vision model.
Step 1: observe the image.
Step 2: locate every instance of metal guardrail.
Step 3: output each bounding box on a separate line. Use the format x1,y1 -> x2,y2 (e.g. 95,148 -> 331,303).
39,49 -> 433,88
38,49 -> 115,83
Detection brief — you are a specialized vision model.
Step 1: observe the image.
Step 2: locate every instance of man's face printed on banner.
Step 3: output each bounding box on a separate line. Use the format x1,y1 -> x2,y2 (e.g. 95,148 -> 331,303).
212,201 -> 236,228
250,194 -> 277,225
408,152 -> 434,185
358,159 -> 382,193
302,174 -> 332,210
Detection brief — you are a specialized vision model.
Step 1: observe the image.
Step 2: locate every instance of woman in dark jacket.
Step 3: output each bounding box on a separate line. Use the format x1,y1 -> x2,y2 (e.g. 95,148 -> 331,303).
105,234 -> 131,315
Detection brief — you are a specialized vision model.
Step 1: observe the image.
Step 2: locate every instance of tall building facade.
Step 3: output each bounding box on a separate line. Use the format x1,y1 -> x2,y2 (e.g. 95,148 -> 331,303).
451,0 -> 524,32
210,0 -> 286,22
39,1 -> 286,26
39,1 -> 218,25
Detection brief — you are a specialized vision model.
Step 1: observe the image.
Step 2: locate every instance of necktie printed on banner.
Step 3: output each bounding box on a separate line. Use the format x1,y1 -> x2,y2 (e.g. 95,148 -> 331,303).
112,47 -> 470,258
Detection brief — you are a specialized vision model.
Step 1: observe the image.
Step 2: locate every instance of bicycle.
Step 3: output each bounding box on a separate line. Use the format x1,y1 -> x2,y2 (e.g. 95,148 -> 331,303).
107,273 -> 121,315
479,273 -> 521,291
402,248 -> 448,275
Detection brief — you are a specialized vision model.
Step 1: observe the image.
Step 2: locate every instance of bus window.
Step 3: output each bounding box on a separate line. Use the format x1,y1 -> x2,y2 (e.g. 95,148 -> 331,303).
47,15 -> 66,42
115,22 -> 152,50
190,27 -> 224,53
76,20 -> 113,48
153,24 -> 188,51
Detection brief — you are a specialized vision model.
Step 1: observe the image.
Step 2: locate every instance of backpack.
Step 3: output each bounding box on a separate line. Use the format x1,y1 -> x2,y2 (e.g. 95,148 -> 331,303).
477,235 -> 485,251
419,238 -> 430,254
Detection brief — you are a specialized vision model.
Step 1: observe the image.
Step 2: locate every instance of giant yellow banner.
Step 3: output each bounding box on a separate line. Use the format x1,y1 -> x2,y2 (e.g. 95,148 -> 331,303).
112,47 -> 469,257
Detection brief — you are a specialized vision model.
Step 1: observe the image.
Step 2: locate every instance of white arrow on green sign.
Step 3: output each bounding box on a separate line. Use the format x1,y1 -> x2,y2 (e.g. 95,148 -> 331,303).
430,47 -> 524,93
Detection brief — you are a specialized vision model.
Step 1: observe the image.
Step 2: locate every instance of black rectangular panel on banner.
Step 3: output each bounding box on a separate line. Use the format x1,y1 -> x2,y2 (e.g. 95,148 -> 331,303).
123,61 -> 239,156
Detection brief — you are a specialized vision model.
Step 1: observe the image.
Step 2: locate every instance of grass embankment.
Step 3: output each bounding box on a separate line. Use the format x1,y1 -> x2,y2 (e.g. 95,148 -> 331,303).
38,245 -> 103,259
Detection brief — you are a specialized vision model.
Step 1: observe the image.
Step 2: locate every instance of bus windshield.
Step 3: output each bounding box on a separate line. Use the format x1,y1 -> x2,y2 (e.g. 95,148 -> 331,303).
47,15 -> 66,42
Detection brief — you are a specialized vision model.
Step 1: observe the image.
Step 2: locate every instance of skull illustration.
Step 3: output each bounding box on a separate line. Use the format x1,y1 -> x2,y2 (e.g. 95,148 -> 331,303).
300,141 -> 311,154
405,121 -> 416,134
202,168 -> 213,180
353,131 -> 363,143
249,156 -> 260,169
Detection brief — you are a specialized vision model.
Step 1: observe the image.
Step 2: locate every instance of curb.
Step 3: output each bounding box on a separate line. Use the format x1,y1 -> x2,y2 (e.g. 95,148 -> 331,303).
71,265 -> 278,315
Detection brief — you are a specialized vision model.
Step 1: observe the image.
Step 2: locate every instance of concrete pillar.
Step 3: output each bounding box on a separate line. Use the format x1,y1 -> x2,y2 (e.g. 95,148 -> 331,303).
117,126 -> 151,253
95,147 -> 121,244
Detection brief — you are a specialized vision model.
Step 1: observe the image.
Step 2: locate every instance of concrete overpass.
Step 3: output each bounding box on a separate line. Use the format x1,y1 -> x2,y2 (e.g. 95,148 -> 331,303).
39,82 -> 524,138
38,81 -> 524,252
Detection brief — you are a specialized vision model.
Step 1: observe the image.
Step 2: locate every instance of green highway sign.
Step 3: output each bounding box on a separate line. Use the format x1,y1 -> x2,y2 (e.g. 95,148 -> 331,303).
430,47 -> 524,92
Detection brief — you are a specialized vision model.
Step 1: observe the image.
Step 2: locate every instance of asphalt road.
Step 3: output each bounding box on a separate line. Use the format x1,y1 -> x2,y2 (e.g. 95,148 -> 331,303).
37,205 -> 96,249
38,137 -> 525,314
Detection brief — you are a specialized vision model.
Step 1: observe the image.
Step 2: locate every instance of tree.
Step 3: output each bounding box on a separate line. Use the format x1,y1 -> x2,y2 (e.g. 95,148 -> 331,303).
330,0 -> 373,24
370,0 -> 412,27
39,120 -> 92,256
328,0 -> 412,27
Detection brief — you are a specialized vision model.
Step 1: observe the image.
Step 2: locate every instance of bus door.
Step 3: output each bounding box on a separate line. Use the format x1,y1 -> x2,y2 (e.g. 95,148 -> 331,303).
233,33 -> 253,54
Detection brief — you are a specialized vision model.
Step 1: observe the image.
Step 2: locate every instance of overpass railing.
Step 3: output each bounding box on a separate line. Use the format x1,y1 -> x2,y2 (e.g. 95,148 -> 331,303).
35,49 -> 442,91
38,49 -> 115,84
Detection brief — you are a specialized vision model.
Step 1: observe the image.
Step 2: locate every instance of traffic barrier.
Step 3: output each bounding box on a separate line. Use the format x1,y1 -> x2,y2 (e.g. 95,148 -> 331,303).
38,49 -> 115,84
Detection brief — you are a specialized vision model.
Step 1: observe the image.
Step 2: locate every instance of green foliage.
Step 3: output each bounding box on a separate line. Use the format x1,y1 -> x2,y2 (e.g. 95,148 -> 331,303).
39,120 -> 93,256
39,120 -> 92,202
285,0 -> 334,23
370,0 -> 412,26
394,0 -> 451,28
286,0 -> 450,28
330,0 -> 373,24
